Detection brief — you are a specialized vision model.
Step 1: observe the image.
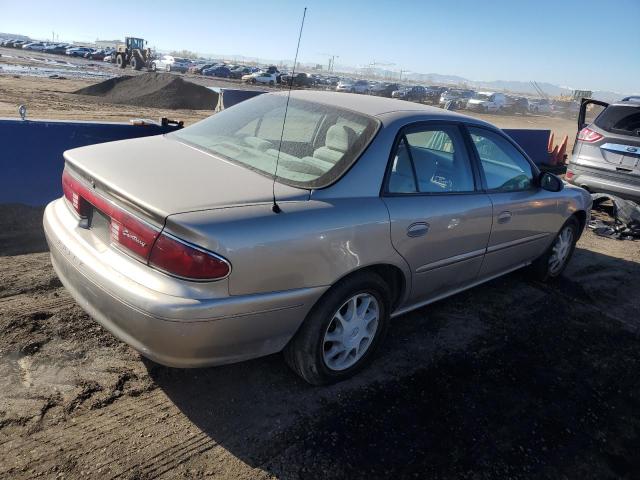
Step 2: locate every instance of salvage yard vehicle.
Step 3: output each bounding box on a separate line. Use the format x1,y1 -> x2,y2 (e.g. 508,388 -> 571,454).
151,55 -> 189,73
466,91 -> 508,112
112,37 -> 154,70
392,85 -> 427,102
566,97 -> 640,202
66,46 -> 93,57
44,91 -> 591,385
242,71 -> 277,85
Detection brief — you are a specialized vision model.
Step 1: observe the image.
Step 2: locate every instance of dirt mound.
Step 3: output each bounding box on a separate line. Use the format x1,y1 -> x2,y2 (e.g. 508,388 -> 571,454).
74,73 -> 218,110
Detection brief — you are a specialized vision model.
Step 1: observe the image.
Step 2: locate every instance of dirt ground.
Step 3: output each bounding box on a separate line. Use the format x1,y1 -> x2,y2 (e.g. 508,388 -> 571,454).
1,222 -> 639,479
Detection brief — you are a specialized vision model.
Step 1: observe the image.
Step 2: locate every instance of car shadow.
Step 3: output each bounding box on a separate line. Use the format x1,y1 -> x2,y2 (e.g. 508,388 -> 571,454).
145,245 -> 640,478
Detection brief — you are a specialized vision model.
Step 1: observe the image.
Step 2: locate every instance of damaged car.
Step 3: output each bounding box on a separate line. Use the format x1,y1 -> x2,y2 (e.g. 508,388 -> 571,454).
567,96 -> 640,202
43,91 -> 592,384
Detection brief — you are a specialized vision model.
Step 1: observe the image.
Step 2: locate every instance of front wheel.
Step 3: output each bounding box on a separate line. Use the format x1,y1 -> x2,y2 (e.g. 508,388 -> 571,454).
529,217 -> 579,281
166,64 -> 171,72
284,272 -> 391,385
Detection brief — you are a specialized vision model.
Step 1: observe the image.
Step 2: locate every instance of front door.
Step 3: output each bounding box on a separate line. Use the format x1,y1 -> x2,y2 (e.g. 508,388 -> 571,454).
466,126 -> 558,279
382,123 -> 493,303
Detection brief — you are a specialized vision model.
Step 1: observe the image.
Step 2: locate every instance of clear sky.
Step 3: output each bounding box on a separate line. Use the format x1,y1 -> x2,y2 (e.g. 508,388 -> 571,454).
1,0 -> 638,93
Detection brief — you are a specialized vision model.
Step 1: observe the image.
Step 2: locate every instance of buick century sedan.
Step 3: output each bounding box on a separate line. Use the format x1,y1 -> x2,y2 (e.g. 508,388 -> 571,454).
44,91 -> 591,384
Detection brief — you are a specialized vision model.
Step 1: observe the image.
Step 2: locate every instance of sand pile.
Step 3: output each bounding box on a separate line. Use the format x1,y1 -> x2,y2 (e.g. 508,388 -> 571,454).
74,73 -> 218,110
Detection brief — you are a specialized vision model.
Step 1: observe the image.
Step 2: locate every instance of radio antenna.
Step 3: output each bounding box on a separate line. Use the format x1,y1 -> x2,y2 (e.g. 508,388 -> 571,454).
272,6 -> 307,214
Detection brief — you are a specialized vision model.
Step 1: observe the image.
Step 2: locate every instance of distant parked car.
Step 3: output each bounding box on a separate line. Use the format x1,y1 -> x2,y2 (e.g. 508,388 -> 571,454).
281,72 -> 317,87
336,79 -> 369,94
566,97 -> 640,202
508,97 -> 530,115
242,72 -> 277,85
22,42 -> 47,51
188,63 -> 214,74
44,91 -> 591,385
85,49 -> 106,61
466,92 -> 508,112
230,66 -> 253,79
439,89 -> 475,108
370,83 -> 400,98
529,99 -> 553,114
392,86 -> 427,102
43,44 -> 69,55
66,47 -> 93,57
203,66 -> 231,78
151,55 -> 190,73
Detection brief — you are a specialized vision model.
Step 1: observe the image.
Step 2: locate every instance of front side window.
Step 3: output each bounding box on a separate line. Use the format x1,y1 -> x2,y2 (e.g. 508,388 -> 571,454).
387,125 -> 476,194
468,127 -> 534,192
171,95 -> 379,188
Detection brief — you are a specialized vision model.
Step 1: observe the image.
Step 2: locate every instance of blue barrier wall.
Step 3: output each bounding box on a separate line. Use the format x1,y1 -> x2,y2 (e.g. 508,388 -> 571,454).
0,118 -> 182,206
503,128 -> 551,166
0,117 -> 552,207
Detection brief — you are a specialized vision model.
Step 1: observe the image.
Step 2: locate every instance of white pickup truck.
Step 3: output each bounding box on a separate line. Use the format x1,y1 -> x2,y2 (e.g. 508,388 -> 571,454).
466,92 -> 508,112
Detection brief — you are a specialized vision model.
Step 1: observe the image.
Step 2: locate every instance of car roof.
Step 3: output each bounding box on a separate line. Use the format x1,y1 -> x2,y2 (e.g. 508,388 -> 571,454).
277,90 -> 493,124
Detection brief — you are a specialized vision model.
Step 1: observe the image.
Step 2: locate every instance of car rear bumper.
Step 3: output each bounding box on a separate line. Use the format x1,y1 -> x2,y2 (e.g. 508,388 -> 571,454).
567,163 -> 640,202
43,199 -> 326,368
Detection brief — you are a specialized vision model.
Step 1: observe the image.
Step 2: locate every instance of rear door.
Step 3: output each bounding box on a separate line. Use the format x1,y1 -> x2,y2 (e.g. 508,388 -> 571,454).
382,123 -> 493,304
466,126 -> 559,279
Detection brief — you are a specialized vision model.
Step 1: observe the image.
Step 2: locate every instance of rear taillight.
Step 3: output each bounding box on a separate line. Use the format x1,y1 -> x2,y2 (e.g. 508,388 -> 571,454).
577,127 -> 603,143
62,170 -> 90,217
61,169 -> 160,260
61,169 -> 230,281
149,233 -> 231,281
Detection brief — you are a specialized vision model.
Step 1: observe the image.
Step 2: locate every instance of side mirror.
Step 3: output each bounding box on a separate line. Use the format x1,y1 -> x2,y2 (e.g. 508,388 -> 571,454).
539,171 -> 563,192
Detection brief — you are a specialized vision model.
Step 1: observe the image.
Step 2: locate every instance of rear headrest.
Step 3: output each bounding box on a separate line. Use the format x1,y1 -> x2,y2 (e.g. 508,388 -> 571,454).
325,125 -> 356,152
244,136 -> 273,151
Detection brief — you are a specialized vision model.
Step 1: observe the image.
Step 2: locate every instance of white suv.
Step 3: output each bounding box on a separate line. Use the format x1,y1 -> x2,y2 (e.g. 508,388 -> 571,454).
466,92 -> 507,112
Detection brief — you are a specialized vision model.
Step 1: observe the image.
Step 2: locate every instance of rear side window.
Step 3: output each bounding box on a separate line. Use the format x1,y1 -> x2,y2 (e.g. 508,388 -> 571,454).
594,105 -> 640,136
387,125 -> 476,194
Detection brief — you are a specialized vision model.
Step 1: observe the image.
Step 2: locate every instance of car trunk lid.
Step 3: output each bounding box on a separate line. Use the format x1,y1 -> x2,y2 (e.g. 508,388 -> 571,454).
63,134 -> 309,223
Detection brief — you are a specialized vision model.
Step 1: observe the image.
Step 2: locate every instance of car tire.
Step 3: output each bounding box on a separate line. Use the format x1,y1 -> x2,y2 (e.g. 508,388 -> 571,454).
284,271 -> 391,385
166,65 -> 171,72
269,80 -> 274,86
151,62 -> 157,72
529,216 -> 579,282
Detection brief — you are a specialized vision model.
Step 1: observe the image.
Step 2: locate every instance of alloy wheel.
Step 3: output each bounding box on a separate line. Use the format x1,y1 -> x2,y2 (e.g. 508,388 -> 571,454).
548,226 -> 574,275
322,293 -> 379,371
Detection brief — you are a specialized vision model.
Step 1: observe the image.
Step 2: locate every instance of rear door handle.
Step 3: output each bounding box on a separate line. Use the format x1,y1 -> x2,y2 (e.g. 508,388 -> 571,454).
407,222 -> 429,237
497,211 -> 512,224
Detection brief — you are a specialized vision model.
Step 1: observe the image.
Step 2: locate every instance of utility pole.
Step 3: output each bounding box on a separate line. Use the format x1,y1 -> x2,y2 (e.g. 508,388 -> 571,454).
319,53 -> 339,72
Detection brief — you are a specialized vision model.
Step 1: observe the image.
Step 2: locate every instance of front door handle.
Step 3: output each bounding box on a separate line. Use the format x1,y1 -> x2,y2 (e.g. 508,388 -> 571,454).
407,222 -> 429,237
497,211 -> 512,224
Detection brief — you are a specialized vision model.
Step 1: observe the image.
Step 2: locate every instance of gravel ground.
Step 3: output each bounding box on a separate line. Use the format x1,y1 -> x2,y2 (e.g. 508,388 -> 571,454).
0,222 -> 638,479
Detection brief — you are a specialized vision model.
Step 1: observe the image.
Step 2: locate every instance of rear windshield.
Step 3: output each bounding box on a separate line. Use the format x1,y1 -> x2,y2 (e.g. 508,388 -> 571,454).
595,105 -> 640,137
170,94 -> 379,188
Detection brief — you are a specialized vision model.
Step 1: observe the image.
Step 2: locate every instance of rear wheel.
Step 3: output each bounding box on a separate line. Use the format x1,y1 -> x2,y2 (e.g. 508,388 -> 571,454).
166,64 -> 171,72
116,54 -> 125,68
284,271 -> 391,385
529,217 -> 579,281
